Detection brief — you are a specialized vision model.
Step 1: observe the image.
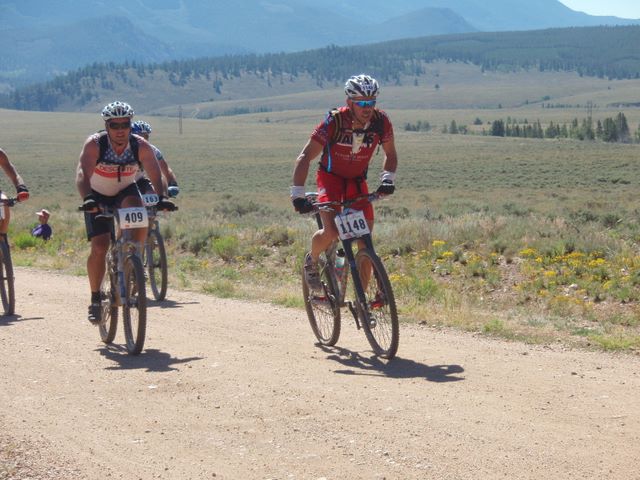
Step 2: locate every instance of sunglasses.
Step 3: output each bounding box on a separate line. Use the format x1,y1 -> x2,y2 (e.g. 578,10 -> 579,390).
352,100 -> 376,108
108,121 -> 131,130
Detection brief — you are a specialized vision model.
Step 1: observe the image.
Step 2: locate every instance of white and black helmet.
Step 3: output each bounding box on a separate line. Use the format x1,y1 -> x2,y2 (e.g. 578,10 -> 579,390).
344,74 -> 380,98
101,101 -> 135,120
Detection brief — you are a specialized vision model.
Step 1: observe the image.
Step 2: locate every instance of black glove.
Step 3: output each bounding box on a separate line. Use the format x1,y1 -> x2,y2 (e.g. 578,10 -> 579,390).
292,197 -> 314,214
80,193 -> 98,211
376,180 -> 395,196
157,196 -> 178,212
16,184 -> 29,202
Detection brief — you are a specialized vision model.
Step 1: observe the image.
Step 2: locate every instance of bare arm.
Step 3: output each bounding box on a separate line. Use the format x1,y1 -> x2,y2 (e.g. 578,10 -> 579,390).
0,148 -> 26,188
292,138 -> 324,188
158,158 -> 178,185
380,137 -> 398,174
76,138 -> 99,198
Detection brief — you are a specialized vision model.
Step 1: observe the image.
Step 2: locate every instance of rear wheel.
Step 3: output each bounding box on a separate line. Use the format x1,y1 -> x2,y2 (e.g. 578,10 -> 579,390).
122,255 -> 147,355
146,227 -> 168,301
302,252 -> 341,346
99,255 -> 118,344
355,249 -> 399,360
0,241 -> 15,315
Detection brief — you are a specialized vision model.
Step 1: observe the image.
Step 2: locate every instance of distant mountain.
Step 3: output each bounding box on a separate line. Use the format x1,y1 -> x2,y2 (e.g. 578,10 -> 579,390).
385,0 -> 640,31
6,25 -> 640,114
372,8 -> 478,41
1,0 -> 639,88
0,16 -> 175,82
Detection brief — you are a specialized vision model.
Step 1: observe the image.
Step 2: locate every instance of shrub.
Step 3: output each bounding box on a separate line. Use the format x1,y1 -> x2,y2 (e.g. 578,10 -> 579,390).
212,235 -> 239,262
12,232 -> 38,249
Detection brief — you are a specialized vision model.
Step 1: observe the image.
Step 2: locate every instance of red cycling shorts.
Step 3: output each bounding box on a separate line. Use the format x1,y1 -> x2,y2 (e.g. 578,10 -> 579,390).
316,168 -> 373,221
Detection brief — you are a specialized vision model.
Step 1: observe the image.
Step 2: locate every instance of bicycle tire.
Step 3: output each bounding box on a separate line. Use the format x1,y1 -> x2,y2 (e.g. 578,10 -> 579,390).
99,256 -> 118,344
122,254 -> 147,355
302,252 -> 341,346
146,228 -> 168,301
355,248 -> 399,359
0,241 -> 15,315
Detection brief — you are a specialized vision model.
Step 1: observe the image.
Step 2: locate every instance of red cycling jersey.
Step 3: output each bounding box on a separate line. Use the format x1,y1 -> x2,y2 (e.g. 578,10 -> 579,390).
310,106 -> 394,179
310,106 -> 394,220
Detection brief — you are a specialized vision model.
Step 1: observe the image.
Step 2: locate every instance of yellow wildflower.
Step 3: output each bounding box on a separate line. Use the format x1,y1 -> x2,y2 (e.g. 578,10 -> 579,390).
519,247 -> 537,257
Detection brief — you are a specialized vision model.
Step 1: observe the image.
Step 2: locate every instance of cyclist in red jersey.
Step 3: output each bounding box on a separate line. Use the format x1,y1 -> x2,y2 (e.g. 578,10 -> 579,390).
291,74 -> 398,289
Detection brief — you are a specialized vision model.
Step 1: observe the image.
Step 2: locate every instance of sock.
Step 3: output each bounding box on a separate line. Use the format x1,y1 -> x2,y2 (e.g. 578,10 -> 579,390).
91,291 -> 101,304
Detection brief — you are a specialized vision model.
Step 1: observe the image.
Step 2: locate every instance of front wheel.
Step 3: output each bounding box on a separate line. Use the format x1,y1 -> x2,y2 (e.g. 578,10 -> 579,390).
99,256 -> 118,344
355,249 -> 399,360
146,228 -> 168,301
122,255 -> 147,355
302,252 -> 341,346
0,241 -> 15,315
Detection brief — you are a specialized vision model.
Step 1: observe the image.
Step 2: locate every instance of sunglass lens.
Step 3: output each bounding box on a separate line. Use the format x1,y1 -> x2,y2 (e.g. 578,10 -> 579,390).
109,121 -> 131,130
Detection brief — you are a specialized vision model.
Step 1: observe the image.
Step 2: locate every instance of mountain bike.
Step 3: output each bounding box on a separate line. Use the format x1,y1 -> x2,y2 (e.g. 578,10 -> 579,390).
0,198 -> 18,315
87,203 -> 148,355
141,193 -> 174,301
302,192 -> 399,359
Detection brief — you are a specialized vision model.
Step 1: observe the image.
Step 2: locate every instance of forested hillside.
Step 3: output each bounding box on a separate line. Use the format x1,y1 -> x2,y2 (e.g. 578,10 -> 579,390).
4,25 -> 640,113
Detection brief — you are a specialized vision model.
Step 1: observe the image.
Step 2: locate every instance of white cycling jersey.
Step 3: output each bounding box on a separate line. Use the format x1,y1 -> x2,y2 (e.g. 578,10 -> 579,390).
89,133 -> 140,196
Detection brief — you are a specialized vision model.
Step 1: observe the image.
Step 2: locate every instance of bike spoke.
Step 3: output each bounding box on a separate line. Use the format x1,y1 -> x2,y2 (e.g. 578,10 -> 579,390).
303,253 -> 341,346
356,249 -> 399,359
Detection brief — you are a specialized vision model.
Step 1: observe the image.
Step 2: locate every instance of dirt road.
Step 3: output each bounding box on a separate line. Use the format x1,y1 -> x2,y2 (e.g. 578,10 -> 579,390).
1,268 -> 639,479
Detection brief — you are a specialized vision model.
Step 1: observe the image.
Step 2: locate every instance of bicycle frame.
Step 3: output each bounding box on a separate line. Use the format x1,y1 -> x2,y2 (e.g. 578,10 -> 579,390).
98,206 -> 144,303
303,191 -> 399,358
0,197 -> 18,315
312,193 -> 381,328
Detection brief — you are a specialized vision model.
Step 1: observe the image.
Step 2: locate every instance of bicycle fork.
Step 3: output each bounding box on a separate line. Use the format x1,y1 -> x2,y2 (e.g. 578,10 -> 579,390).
342,238 -> 376,330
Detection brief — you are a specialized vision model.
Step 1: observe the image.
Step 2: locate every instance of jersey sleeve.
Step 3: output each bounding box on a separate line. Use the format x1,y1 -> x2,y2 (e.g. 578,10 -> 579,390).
310,115 -> 335,147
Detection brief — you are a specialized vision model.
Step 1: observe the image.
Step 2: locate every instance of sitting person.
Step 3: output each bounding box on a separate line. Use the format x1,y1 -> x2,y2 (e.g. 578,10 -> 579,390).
31,209 -> 52,240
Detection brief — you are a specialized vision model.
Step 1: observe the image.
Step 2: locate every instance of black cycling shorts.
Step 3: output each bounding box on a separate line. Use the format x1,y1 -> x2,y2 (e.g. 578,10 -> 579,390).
84,183 -> 141,240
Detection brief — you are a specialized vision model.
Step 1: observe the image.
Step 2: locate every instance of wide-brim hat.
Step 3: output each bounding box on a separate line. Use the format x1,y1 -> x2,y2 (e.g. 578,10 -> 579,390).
35,209 -> 50,219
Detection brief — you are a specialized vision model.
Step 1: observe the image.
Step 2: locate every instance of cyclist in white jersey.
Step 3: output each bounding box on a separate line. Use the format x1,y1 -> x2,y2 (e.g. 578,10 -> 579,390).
75,101 -> 175,324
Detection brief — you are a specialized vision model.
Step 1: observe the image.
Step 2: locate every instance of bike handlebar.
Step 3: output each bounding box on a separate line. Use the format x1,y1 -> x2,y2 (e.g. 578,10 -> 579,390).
0,198 -> 18,207
309,192 -> 383,212
78,203 -> 178,214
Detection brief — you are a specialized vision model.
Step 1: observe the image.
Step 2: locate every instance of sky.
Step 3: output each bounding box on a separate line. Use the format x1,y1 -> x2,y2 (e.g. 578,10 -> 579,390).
558,0 -> 640,18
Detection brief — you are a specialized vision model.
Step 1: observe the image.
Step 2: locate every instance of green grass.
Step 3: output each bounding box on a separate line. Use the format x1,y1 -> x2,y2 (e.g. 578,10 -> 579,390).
4,64 -> 640,352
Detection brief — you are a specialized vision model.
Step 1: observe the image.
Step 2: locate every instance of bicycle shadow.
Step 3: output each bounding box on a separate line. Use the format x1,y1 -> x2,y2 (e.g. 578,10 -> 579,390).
318,345 -> 464,383
98,346 -> 203,372
0,314 -> 45,326
147,298 -> 200,309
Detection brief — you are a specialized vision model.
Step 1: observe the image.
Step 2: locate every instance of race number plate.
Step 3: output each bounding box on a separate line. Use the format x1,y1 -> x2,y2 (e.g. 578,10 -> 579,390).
142,193 -> 159,207
118,207 -> 148,229
334,209 -> 370,240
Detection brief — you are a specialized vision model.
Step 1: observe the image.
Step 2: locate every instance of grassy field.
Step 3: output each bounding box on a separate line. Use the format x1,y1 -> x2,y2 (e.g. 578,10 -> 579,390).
3,63 -> 640,352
